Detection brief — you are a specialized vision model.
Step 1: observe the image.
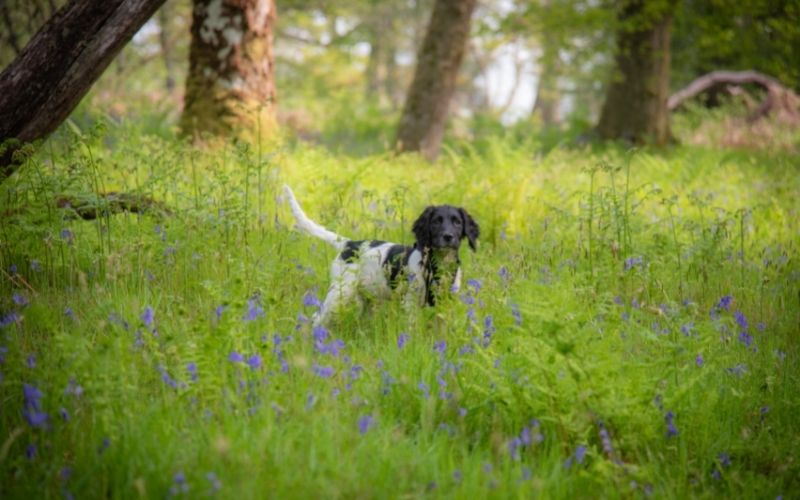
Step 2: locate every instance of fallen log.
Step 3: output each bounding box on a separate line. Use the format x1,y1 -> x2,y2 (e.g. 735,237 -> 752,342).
668,70 -> 800,124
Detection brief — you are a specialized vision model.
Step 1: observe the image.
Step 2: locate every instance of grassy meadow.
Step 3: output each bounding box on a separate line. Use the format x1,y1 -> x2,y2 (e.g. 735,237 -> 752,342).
1,118 -> 799,498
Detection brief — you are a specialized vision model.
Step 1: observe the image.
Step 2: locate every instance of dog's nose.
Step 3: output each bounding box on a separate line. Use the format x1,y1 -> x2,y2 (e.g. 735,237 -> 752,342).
443,234 -> 454,243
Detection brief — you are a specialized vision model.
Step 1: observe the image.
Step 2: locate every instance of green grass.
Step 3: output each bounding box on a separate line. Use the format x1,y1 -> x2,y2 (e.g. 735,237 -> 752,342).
1,119 -> 799,498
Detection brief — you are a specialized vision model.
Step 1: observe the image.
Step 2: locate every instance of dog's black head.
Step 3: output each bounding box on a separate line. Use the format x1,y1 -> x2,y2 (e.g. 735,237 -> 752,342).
412,205 -> 480,251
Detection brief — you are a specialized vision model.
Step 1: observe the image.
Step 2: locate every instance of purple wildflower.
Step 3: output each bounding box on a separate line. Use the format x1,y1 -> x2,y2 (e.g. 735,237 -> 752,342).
575,445 -> 587,464
511,303 -> 522,325
433,340 -> 446,355
509,437 -> 523,460
229,351 -> 244,363
12,293 -> 28,307
717,295 -> 733,311
26,354 -> 36,368
696,354 -> 704,367
207,472 -> 222,492
358,414 -> 374,435
30,260 -> 41,272
397,332 -> 410,349
482,315 -> 496,346
141,306 -> 154,328
718,452 -> 731,468
624,256 -> 643,271
246,354 -> 262,370
680,322 -> 694,336
467,278 -> 482,292
418,382 -> 430,399
1,311 -> 20,328
243,296 -> 265,322
727,363 -> 748,377
171,471 -> 189,495
664,411 -> 678,438
60,228 -> 74,244
215,305 -> 226,320
312,364 -> 334,378
59,407 -> 70,422
26,443 -> 36,460
22,383 -> 48,428
734,311 -> 748,331
64,378 -> 83,397
64,307 -> 75,320
187,362 -> 198,382
302,291 -> 321,308
312,325 -> 328,343
498,266 -> 509,281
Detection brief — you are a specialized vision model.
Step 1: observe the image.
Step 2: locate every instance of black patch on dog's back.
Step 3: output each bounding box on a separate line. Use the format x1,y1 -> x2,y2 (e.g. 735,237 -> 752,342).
339,240 -> 387,262
383,244 -> 412,288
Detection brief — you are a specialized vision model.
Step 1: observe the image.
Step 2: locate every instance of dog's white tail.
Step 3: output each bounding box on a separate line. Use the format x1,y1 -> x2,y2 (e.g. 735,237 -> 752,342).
283,185 -> 349,251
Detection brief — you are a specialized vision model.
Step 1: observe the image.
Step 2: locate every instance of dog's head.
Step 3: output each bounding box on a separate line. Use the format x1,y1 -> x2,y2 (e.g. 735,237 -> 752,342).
412,205 -> 480,251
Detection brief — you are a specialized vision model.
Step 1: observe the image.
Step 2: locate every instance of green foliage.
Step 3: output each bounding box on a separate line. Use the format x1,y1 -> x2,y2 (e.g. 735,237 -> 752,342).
672,0 -> 800,91
1,119 -> 799,498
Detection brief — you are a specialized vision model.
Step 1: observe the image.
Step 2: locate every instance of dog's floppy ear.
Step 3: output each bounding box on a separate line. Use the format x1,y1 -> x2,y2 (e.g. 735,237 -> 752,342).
459,208 -> 480,251
412,206 -> 435,248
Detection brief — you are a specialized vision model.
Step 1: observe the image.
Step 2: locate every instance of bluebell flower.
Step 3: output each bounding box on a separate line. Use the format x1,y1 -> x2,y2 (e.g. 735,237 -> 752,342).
460,293 -> 475,305
575,445 -> 587,464
229,351 -> 244,363
312,325 -> 328,343
467,278 -> 482,292
207,472 -> 222,492
696,354 -> 704,367
598,423 -> 614,457
521,467 -> 532,481
509,437 -> 523,460
64,307 -> 75,320
215,305 -> 226,321
433,340 -> 446,355
510,303 -> 522,325
171,471 -> 189,494
727,363 -> 748,377
614,295 -> 623,305
22,383 -> 48,428
0,345 -> 6,364
26,354 -> 36,368
302,291 -> 321,308
158,365 -> 179,389
358,414 -> 374,435
59,407 -> 70,422
60,228 -> 74,244
717,295 -> 733,311
246,354 -> 262,370
187,362 -> 198,382
498,266 -> 509,281
1,311 -> 20,328
397,332 -> 410,349
458,407 -> 467,417
141,306 -> 154,328
64,378 -> 83,397
738,330 -> 753,347
664,411 -> 678,437
25,443 -> 36,460
243,296 -> 265,322
680,322 -> 694,336
452,469 -> 462,483
312,364 -> 334,378
718,452 -> 731,468
30,260 -> 41,272
735,311 -> 749,331
8,264 -> 17,275
12,293 -> 28,307
418,382 -> 430,399
756,322 -> 766,331
624,256 -> 643,271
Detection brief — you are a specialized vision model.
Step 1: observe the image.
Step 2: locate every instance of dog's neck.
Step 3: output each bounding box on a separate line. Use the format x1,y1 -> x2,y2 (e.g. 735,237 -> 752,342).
417,245 -> 461,306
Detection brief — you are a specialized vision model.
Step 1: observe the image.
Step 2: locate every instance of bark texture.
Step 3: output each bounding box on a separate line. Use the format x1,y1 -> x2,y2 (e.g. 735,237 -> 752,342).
595,0 -> 674,145
0,0 -> 166,182
180,0 -> 277,139
396,0 -> 477,160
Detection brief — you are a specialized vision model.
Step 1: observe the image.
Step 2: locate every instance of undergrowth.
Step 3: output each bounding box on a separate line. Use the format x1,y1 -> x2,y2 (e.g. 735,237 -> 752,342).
1,119 -> 799,498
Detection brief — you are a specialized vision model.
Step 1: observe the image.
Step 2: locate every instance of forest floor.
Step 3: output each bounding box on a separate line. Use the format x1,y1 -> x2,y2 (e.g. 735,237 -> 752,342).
1,119 -> 799,498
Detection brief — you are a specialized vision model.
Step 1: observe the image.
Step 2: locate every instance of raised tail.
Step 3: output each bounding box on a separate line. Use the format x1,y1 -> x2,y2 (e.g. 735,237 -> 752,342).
283,185 -> 349,251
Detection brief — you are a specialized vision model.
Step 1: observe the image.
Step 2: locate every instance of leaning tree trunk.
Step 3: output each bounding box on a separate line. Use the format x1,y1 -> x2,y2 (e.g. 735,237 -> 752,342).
395,0 -> 477,161
0,0 -> 167,182
595,0 -> 674,145
180,0 -> 277,140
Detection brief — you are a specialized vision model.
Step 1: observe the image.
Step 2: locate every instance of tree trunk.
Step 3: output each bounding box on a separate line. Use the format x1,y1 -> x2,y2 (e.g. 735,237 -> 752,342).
157,2 -> 176,93
180,0 -> 277,139
395,0 -> 477,160
0,0 -> 167,182
595,0 -> 674,145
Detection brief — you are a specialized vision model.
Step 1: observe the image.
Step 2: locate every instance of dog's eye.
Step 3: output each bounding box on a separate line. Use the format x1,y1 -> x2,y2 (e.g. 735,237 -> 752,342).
452,217 -> 461,225
434,216 -> 444,224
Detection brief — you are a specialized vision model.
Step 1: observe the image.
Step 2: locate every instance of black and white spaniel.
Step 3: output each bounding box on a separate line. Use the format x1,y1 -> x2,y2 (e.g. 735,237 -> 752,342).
283,186 -> 479,326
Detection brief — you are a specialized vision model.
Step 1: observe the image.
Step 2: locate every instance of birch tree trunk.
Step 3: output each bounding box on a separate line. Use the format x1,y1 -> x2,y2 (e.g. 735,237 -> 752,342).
180,0 -> 277,139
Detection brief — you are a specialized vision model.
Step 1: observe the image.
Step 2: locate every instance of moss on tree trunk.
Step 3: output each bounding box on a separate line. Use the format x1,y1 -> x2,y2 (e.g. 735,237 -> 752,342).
180,0 -> 277,140
396,0 -> 477,161
596,0 -> 674,145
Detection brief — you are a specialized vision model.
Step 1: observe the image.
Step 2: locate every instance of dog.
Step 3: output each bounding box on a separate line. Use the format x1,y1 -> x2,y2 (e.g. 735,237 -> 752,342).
283,185 -> 479,326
